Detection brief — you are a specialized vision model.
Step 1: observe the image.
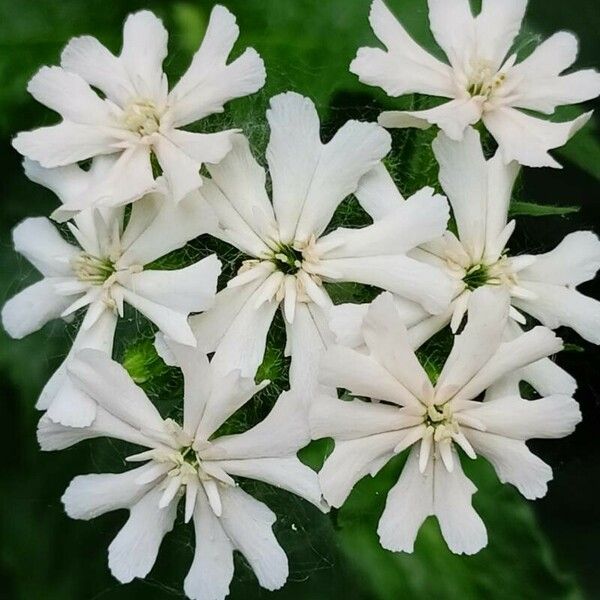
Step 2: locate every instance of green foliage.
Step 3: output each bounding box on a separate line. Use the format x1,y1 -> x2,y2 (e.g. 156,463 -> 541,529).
509,201 -> 581,218
122,339 -> 168,384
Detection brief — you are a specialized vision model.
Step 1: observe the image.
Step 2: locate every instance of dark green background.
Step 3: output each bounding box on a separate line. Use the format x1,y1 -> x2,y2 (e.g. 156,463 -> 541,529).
1,1 -> 599,598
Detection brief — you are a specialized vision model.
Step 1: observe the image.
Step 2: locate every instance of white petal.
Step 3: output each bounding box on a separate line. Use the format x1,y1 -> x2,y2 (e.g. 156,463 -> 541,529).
465,429 -> 553,500
436,287 -> 509,403
214,457 -> 323,509
120,290 -> 196,345
350,0 -> 454,97
200,183 -> 271,258
108,486 -> 177,584
512,282 -> 600,345
361,293 -> 433,402
461,394 -> 581,440
266,92 -> 321,242
67,349 -> 168,438
62,464 -> 155,520
169,5 -> 265,127
379,97 -> 483,141
321,430 -> 406,509
27,66 -> 113,124
13,122 -> 118,168
205,134 -> 275,243
294,118 -> 391,242
192,276 -> 278,379
287,302 -> 334,394
152,133 -> 204,204
61,35 -> 134,106
157,337 -> 212,437
219,486 -> 288,591
474,0 -> 527,69
49,150 -> 154,220
315,187 -> 449,258
355,163 -> 404,220
519,357 -> 577,397
12,216 -> 79,276
43,309 -> 117,426
452,326 -> 563,406
427,0 -> 476,68
37,405 -> 153,451
120,11 -> 168,100
24,158 -> 89,209
119,191 -> 218,266
408,309 -> 453,350
327,302 -> 368,348
484,151 -> 520,261
1,279 -> 74,339
202,390 -> 309,460
377,446 -> 433,553
433,449 -> 487,554
510,32 -> 600,114
195,369 -> 266,443
320,345 -> 419,407
310,394 -> 423,441
483,107 -> 592,168
432,128 -> 489,260
125,255 -> 220,314
167,129 -> 236,167
316,254 -> 454,315
519,231 -> 600,287
184,491 -> 234,600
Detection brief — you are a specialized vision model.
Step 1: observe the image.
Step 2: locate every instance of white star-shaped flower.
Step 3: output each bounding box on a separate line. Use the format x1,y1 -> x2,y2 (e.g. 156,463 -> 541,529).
332,127 -> 600,397
313,288 -> 580,555
190,91 -> 454,393
38,340 -> 324,600
13,6 -> 266,211
1,167 -> 220,427
351,0 -> 600,167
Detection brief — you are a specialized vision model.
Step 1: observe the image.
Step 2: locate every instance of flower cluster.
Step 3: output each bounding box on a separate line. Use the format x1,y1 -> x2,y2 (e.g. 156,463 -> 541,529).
3,1 -> 600,598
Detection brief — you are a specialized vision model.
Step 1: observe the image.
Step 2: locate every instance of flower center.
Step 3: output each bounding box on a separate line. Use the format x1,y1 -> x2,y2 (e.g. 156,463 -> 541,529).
462,263 -> 489,290
466,61 -> 506,100
271,243 -> 304,275
123,100 -> 162,136
72,252 -> 116,285
424,404 -> 458,442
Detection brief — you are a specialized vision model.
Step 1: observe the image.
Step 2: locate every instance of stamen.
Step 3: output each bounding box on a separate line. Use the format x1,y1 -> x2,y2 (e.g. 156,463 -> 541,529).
71,253 -> 116,285
123,100 -> 162,136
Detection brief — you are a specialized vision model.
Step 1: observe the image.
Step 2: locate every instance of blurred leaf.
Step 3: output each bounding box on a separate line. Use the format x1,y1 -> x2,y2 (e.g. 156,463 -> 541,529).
171,2 -> 208,55
558,125 -> 600,182
509,201 -> 580,218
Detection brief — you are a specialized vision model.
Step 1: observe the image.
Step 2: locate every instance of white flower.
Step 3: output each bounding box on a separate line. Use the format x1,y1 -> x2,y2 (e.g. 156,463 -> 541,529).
13,6 -> 266,209
38,340 -> 324,600
334,127 -> 600,397
313,288 -> 581,555
190,91 -> 453,393
1,172 -> 220,427
351,0 -> 600,167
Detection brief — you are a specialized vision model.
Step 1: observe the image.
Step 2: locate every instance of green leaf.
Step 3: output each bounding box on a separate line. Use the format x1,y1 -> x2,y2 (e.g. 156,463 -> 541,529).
509,201 -> 580,218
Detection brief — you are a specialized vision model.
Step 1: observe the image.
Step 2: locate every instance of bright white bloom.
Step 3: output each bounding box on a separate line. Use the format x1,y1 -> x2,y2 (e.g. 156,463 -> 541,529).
313,288 -> 581,555
333,127 -> 600,396
190,91 -> 453,392
38,341 -> 323,600
351,0 -> 600,167
2,170 -> 220,427
13,6 -> 265,211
